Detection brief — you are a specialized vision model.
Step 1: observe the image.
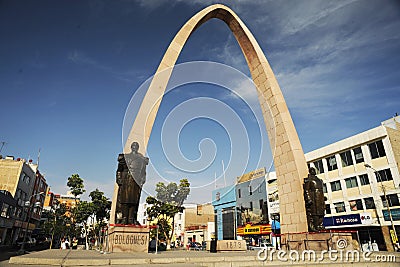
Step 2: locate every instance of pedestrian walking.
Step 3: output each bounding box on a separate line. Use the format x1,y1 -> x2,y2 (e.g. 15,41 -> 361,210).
60,238 -> 66,250
72,237 -> 78,250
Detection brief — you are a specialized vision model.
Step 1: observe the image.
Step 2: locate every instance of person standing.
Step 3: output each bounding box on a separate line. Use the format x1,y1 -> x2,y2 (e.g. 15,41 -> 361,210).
60,238 -> 66,250
72,237 -> 78,250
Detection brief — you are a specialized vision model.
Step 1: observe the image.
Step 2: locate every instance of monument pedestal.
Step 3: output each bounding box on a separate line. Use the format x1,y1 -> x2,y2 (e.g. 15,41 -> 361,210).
107,225 -> 150,253
281,231 -> 360,251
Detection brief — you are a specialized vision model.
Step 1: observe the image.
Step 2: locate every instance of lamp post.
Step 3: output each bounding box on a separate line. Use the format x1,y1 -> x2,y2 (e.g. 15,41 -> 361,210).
17,191 -> 44,255
365,164 -> 398,250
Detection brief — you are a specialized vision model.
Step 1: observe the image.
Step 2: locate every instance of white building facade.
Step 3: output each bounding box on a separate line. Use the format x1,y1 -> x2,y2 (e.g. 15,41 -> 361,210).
305,116 -> 400,251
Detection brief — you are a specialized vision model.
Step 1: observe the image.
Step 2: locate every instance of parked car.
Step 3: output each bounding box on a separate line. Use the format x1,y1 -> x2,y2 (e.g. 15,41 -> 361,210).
187,242 -> 202,251
36,236 -> 51,245
16,237 -> 36,248
249,242 -> 274,250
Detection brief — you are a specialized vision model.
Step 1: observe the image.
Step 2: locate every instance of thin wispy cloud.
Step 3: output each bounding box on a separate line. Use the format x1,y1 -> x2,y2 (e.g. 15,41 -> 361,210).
68,50 -> 144,83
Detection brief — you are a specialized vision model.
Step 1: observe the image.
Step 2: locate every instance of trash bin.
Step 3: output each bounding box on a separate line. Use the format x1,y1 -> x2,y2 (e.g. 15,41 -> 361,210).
210,238 -> 217,253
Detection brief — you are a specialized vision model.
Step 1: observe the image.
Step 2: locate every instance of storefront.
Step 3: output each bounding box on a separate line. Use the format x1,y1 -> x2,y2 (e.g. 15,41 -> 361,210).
324,213 -> 386,251
237,223 -> 272,246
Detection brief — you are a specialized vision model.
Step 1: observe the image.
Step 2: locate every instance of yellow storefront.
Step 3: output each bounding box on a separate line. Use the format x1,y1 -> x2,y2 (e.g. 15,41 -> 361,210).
237,224 -> 272,246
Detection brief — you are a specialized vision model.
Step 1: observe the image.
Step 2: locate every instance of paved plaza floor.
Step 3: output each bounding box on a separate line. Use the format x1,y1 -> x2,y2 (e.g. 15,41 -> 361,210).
3,249 -> 400,267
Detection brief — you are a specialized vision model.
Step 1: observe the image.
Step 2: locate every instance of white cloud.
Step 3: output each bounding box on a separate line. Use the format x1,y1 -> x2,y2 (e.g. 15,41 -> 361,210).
68,50 -> 145,83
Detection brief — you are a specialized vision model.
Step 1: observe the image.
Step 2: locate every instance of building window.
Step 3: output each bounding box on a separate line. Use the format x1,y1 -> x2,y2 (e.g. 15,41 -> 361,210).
238,189 -> 241,198
359,174 -> 370,185
349,199 -> 363,211
142,219 -> 146,225
249,201 -> 253,211
368,140 -> 386,159
22,173 -> 31,185
323,183 -> 327,193
381,194 -> 400,207
364,197 -> 375,209
15,207 -> 22,218
334,202 -> 346,213
340,150 -> 353,167
313,159 -> 324,174
353,147 -> 364,163
375,169 -> 393,182
16,189 -> 21,199
326,155 -> 337,171
259,199 -> 264,209
345,177 -> 358,188
1,203 -> 9,218
330,181 -> 342,192
249,186 -> 252,196
325,204 -> 331,214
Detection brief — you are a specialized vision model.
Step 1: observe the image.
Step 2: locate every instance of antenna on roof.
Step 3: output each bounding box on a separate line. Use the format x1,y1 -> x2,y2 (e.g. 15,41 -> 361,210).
37,148 -> 41,169
0,141 -> 7,154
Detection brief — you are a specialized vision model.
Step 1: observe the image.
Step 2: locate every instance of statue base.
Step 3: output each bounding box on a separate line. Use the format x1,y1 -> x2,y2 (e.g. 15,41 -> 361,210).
281,231 -> 360,251
106,225 -> 150,253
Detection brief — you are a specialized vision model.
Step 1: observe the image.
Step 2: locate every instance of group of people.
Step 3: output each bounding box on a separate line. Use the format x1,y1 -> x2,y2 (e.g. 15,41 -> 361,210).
60,237 -> 78,250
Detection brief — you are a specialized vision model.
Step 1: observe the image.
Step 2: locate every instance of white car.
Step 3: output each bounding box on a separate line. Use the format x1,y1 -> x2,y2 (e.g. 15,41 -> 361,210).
249,242 -> 274,250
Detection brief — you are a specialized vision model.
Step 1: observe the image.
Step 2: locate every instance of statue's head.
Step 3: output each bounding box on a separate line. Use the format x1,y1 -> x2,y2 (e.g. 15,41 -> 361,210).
309,167 -> 316,175
131,142 -> 139,153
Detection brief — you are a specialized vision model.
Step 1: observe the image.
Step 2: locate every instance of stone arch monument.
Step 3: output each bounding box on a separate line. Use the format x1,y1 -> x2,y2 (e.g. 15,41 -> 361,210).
111,4 -> 309,234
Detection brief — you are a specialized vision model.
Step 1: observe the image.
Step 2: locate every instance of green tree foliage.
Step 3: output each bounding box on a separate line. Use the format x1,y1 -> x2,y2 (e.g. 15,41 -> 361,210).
67,174 -> 85,231
146,179 -> 190,248
43,202 -> 73,248
89,188 -> 111,227
74,200 -> 94,249
67,174 -> 85,198
155,178 -> 190,206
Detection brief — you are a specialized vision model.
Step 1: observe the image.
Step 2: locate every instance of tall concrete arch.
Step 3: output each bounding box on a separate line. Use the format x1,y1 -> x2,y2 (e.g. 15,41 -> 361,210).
115,4 -> 308,233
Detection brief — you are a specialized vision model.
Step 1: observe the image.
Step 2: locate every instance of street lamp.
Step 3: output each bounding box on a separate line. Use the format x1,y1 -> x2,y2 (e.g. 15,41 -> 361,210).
17,191 -> 44,255
365,164 -> 398,250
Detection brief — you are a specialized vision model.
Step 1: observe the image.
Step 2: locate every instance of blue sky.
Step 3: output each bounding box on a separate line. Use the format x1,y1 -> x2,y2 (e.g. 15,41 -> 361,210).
1,0 -> 399,204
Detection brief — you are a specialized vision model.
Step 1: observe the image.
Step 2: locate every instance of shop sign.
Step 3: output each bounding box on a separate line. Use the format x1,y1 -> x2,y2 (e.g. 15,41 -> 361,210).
323,214 -> 363,227
237,224 -> 271,235
383,208 -> 400,221
237,168 -> 266,183
268,201 -> 280,214
360,212 -> 373,225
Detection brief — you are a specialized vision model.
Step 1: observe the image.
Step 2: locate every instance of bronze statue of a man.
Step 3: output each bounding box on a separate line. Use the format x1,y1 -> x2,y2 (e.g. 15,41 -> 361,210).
116,142 -> 149,224
303,167 -> 325,232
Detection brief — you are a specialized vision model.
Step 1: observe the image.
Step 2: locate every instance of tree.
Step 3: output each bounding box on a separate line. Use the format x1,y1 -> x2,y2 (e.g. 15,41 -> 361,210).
146,179 -> 190,249
43,202 -> 72,249
67,174 -> 85,198
89,188 -> 111,248
67,174 -> 85,231
74,201 -> 94,249
89,188 -> 111,225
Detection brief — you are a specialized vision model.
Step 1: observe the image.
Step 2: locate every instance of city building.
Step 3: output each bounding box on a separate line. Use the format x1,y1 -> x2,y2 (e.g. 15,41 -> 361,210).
43,187 -> 56,211
54,191 -> 80,218
136,202 -> 149,226
183,204 -> 214,245
306,115 -> 400,251
0,190 -> 17,245
28,168 -> 48,234
0,156 -> 39,243
212,168 -> 275,244
235,168 -> 274,246
212,185 -> 237,240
